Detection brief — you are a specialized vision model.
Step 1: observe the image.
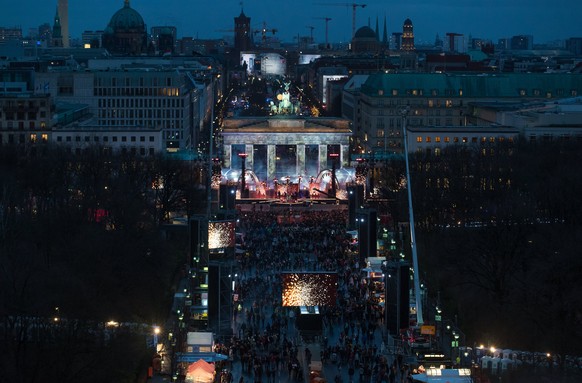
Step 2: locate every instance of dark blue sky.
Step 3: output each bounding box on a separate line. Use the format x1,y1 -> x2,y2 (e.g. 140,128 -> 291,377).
2,0 -> 580,45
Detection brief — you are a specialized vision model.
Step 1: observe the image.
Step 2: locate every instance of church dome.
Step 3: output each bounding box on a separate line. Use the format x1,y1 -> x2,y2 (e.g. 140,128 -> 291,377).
354,26 -> 377,40
107,0 -> 145,31
404,18 -> 413,26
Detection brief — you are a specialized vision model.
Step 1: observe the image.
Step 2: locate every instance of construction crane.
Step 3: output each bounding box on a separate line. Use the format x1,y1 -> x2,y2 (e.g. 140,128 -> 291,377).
315,2 -> 366,38
306,26 -> 315,44
313,17 -> 332,48
252,21 -> 278,46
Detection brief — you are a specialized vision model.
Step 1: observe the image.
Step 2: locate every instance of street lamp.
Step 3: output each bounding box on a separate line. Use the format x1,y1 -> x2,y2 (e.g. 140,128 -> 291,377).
401,106 -> 423,326
153,325 -> 161,350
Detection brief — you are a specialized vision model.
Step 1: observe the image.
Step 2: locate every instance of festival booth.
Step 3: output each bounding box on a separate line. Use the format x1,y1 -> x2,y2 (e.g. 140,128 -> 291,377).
411,368 -> 472,383
185,359 -> 215,383
176,332 -> 229,382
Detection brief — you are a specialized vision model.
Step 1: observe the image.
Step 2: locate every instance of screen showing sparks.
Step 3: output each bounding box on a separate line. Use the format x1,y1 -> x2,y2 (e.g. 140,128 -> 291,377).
281,273 -> 338,307
208,221 -> 235,250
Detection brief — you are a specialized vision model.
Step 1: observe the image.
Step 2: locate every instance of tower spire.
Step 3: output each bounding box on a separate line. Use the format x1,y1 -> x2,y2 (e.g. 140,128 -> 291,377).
52,6 -> 63,47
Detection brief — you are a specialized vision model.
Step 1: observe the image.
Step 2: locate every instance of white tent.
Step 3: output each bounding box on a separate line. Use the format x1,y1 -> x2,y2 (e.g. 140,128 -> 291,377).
411,368 -> 472,383
185,359 -> 215,383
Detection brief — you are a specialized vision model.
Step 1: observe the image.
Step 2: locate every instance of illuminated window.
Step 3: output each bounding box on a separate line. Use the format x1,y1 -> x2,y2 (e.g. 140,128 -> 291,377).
416,136 -> 423,142
41,134 -> 48,143
444,137 -> 450,143
428,100 -> 434,108
435,137 -> 441,143
426,137 -> 431,143
392,89 -> 398,96
459,89 -> 463,96
30,134 -> 37,143
462,137 -> 468,143
519,89 -> 527,96
445,100 -> 453,108
453,137 -> 459,143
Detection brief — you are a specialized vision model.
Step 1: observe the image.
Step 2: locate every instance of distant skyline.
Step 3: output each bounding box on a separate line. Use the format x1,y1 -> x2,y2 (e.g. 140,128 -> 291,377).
1,0 -> 581,46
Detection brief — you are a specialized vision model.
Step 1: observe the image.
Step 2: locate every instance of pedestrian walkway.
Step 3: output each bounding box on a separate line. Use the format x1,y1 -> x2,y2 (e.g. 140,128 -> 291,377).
166,210 -> 417,383
226,282 -> 410,383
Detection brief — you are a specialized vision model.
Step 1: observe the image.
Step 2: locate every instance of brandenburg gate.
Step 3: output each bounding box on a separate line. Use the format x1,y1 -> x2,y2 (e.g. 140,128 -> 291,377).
221,117 -> 352,186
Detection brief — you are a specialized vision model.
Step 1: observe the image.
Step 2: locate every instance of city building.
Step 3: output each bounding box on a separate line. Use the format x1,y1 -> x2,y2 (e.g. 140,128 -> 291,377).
33,56 -> 224,152
405,125 -> 520,154
401,19 -> 415,51
151,26 -> 177,54
566,37 -> 582,55
342,72 -> 582,154
0,69 -> 53,147
407,98 -> 582,154
510,35 -> 533,50
0,26 -> 23,41
351,26 -> 381,54
81,30 -> 104,49
234,8 -> 252,53
102,0 -> 148,56
52,119 -> 164,156
38,23 -> 52,43
470,98 -> 582,137
391,32 -> 403,50
446,33 -> 465,53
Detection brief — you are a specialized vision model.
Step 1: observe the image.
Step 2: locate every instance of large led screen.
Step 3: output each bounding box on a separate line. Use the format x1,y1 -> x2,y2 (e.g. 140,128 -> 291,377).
208,220 -> 235,250
281,272 -> 338,307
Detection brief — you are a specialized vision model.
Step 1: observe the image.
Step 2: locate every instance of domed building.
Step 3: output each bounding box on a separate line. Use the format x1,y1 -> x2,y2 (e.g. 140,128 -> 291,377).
351,26 -> 380,54
102,0 -> 148,55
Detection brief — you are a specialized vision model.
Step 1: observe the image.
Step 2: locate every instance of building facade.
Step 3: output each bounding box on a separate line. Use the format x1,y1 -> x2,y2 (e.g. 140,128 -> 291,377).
34,62 -> 210,152
234,9 -> 252,53
401,19 -> 414,51
52,124 -> 164,156
343,72 -> 582,154
0,93 -> 53,147
221,117 -> 352,187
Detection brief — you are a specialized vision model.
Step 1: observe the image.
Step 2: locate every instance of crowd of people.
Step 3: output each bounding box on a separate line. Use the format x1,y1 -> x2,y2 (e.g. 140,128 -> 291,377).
220,208 -> 414,383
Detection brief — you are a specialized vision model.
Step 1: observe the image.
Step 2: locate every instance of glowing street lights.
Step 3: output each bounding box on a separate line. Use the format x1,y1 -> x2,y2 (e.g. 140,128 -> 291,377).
153,325 -> 161,350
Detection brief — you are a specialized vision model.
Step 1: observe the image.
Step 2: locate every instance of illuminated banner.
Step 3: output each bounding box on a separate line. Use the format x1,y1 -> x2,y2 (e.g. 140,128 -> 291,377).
421,325 -> 436,335
208,220 -> 235,250
281,272 -> 338,307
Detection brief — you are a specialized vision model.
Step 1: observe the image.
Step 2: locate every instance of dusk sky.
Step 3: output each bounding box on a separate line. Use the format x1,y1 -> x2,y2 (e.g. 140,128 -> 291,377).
1,0 -> 581,45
